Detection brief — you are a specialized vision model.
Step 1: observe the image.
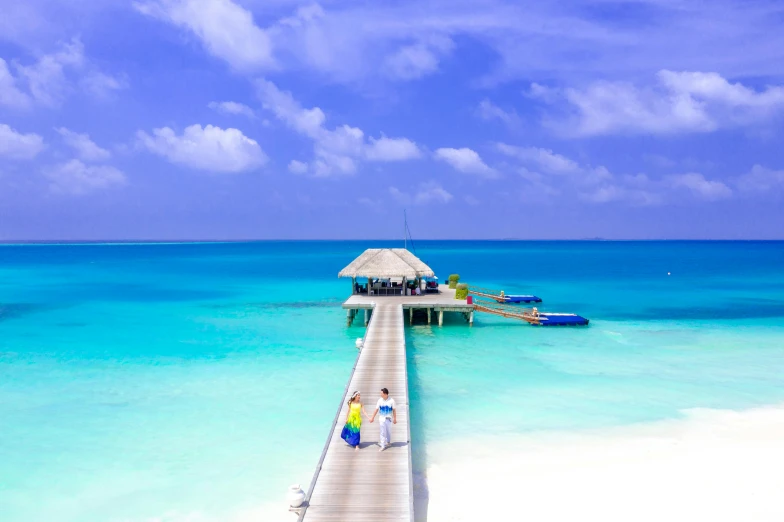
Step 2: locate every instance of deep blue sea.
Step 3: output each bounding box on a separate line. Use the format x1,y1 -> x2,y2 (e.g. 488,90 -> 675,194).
2,241 -> 783,521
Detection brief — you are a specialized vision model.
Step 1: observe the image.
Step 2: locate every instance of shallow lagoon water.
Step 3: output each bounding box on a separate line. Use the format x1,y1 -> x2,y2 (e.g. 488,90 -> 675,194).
2,241 -> 783,520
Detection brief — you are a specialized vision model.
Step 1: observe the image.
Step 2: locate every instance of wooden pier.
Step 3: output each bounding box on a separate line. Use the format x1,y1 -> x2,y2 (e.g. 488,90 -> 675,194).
297,286 -> 473,521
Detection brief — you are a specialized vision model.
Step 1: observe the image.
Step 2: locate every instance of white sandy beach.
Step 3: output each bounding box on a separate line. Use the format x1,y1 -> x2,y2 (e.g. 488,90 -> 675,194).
423,403 -> 784,522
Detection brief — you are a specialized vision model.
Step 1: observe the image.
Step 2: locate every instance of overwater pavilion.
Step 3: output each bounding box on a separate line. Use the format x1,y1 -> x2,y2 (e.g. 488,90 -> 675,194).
338,248 -> 436,296
295,250 -> 472,522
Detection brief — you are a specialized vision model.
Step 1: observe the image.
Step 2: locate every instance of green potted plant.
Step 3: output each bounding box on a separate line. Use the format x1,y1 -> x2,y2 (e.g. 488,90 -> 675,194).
448,274 -> 460,289
455,283 -> 469,300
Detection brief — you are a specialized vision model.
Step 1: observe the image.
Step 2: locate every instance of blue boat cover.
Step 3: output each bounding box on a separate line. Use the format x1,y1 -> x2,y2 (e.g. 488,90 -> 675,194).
503,295 -> 542,303
536,313 -> 589,326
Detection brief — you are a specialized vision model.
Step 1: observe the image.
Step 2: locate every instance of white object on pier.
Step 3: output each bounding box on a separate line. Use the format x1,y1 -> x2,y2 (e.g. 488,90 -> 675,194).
288,484 -> 305,508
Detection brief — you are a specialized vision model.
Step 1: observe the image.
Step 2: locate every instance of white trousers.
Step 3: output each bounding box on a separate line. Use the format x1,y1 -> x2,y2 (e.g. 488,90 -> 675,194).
379,417 -> 392,446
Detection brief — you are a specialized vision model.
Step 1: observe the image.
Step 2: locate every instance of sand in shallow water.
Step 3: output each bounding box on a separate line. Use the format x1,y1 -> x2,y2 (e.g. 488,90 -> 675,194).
425,404 -> 784,522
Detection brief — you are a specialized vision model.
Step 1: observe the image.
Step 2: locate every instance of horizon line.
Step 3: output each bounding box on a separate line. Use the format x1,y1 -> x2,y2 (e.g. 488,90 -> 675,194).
2,238 -> 784,245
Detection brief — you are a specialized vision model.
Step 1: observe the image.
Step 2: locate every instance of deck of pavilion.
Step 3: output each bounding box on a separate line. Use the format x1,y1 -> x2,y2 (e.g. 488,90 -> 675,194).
343,284 -> 474,326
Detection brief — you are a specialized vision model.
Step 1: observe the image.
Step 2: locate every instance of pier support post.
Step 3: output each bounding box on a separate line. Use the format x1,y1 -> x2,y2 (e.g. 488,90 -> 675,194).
469,311 -> 474,326
364,309 -> 369,326
438,310 -> 444,327
427,308 -> 431,325
409,307 -> 413,324
347,309 -> 354,326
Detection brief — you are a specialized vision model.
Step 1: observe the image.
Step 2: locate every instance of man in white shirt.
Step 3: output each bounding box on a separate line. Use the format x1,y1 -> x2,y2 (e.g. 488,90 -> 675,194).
370,387 -> 396,451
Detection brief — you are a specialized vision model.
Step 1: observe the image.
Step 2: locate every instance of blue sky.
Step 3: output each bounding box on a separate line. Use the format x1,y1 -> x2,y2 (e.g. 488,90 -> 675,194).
1,0 -> 783,240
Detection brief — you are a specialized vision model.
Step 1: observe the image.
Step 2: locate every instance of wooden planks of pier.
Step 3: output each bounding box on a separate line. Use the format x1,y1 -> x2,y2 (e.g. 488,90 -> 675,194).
298,303 -> 413,522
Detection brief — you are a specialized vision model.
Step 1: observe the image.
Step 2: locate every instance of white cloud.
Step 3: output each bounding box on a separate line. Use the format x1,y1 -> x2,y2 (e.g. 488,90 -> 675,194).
0,123 -> 45,159
417,181 -> 453,204
208,101 -> 256,118
365,136 -> 421,161
288,159 -> 308,174
82,71 -> 129,99
384,36 -> 453,81
247,0 -> 784,89
658,71 -> 784,108
0,58 -> 31,108
257,79 -> 421,177
497,143 -> 731,205
389,181 -> 453,205
532,70 -> 784,136
45,159 -> 126,195
17,0 -> 782,92
434,147 -> 496,178
134,0 -> 273,71
1,39 -> 123,108
16,38 -> 85,107
137,124 -> 267,173
737,165 -> 784,193
497,144 -> 581,175
257,79 -> 325,137
668,173 -> 732,200
55,128 -> 111,162
580,171 -> 732,206
477,99 -> 520,128
501,144 -> 628,201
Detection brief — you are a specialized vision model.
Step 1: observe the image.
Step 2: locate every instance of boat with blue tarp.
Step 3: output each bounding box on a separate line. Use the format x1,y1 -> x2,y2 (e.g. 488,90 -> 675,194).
500,294 -> 542,303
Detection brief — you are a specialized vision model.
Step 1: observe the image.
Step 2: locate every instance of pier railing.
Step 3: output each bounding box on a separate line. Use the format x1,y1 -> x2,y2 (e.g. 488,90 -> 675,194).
466,284 -> 513,301
473,301 -> 539,323
466,284 -> 504,296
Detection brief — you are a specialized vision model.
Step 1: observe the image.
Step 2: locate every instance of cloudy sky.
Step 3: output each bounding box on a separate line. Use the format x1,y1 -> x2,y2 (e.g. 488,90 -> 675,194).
1,0 -> 783,240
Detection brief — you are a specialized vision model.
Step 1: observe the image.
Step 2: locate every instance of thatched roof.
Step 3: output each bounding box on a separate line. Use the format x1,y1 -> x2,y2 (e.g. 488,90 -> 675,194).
338,248 -> 435,278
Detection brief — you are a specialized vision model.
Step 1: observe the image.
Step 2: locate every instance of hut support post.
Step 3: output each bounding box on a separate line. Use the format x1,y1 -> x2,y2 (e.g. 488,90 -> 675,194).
364,309 -> 369,326
409,307 -> 413,324
427,308 -> 431,325
438,310 -> 444,327
469,311 -> 474,326
347,309 -> 353,326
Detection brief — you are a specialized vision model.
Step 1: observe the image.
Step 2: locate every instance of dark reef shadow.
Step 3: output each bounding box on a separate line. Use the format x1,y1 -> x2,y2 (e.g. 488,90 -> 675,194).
0,303 -> 51,323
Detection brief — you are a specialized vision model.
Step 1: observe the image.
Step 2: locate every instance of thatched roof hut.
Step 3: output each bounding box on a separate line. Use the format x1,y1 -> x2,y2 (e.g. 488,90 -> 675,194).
338,248 -> 435,279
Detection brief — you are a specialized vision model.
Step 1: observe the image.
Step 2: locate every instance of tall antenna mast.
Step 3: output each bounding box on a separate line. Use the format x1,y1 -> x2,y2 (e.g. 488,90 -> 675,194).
404,209 -> 407,250
403,210 -> 417,255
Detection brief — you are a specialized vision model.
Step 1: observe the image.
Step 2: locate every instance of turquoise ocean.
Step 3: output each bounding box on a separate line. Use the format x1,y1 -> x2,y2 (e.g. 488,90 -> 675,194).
2,241 -> 784,521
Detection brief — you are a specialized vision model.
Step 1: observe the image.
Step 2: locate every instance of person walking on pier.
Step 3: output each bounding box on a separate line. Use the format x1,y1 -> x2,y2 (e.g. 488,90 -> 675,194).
370,387 -> 397,451
341,391 -> 370,452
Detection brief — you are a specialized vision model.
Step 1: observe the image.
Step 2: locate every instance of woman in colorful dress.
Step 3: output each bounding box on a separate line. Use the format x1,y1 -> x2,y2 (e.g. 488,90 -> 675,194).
341,391 -> 370,451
